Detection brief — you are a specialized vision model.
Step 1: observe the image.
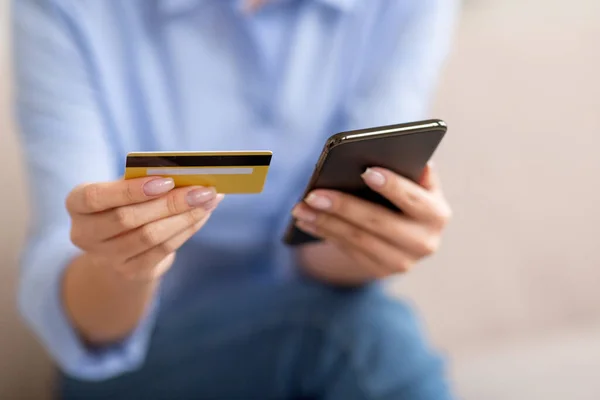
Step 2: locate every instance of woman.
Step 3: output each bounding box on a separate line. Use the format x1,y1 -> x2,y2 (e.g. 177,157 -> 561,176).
13,0 -> 459,398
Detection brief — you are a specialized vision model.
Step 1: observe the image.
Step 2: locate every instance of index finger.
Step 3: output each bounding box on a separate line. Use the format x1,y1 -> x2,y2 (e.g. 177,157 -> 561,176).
66,177 -> 175,214
361,168 -> 451,224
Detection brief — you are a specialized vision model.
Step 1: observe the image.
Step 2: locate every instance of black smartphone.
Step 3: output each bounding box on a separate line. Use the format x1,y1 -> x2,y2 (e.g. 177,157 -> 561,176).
283,119 -> 448,246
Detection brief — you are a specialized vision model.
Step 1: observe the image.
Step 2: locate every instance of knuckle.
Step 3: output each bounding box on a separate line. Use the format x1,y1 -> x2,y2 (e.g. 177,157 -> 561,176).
65,187 -> 81,213
347,225 -> 367,244
312,211 -> 328,227
166,193 -> 183,215
365,214 -> 383,231
419,237 -> 440,256
394,259 -> 412,273
314,213 -> 337,237
124,183 -> 137,203
139,225 -> 160,247
442,205 -> 454,223
333,195 -> 350,215
69,225 -> 86,248
387,174 -> 402,193
81,184 -> 101,211
115,263 -> 142,281
157,240 -> 177,256
434,204 -> 453,226
114,207 -> 135,229
405,190 -> 422,205
187,207 -> 207,224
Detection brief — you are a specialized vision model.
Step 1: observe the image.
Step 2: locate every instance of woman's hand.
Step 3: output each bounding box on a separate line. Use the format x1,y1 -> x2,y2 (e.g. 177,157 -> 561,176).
63,177 -> 224,344
293,163 -> 451,284
66,177 -> 224,281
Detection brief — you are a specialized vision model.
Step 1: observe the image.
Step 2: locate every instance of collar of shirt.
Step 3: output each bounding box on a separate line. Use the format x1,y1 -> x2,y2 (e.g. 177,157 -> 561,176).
159,0 -> 359,15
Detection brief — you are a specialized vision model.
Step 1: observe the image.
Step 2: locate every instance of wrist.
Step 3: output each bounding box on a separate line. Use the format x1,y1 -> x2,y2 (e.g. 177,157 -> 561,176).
63,253 -> 161,345
297,243 -> 374,287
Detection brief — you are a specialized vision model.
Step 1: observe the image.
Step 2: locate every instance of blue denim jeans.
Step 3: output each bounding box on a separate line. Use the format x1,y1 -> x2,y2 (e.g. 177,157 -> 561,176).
60,277 -> 454,400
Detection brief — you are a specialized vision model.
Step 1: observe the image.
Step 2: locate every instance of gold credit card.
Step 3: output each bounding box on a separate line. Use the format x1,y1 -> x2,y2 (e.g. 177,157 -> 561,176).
124,151 -> 272,194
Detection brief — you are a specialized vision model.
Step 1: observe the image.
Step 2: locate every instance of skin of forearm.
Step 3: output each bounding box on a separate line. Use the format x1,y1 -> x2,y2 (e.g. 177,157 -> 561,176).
62,253 -> 160,346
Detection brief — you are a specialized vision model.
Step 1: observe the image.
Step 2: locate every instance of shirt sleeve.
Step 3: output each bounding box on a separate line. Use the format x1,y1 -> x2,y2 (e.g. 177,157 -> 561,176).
13,0 -> 159,381
345,0 -> 461,128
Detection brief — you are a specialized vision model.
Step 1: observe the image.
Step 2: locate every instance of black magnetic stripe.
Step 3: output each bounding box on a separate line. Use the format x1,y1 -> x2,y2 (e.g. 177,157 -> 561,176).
126,154 -> 272,168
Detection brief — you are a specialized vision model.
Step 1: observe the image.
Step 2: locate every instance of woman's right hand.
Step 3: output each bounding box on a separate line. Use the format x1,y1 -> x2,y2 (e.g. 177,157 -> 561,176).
66,177 -> 224,281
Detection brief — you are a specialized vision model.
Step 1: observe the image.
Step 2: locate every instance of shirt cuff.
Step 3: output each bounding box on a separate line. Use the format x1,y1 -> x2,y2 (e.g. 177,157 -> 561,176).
18,227 -> 160,381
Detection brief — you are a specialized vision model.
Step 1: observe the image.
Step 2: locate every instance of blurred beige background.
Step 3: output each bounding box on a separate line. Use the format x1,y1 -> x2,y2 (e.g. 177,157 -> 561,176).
0,0 -> 52,400
1,1 -> 56,399
1,0 -> 599,399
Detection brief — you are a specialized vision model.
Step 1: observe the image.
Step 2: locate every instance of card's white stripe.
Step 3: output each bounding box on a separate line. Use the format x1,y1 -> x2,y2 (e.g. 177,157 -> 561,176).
146,168 -> 254,176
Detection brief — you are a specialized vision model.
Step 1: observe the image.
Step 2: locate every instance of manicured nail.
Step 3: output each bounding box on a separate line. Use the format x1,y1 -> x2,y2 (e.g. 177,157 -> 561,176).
305,193 -> 332,210
186,188 -> 217,208
143,178 -> 175,196
362,168 -> 386,187
292,205 -> 317,222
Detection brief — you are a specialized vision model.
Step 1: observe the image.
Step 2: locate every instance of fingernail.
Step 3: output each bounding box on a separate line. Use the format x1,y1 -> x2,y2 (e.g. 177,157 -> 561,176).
305,193 -> 332,210
292,205 -> 317,222
362,168 -> 386,187
186,188 -> 217,208
144,178 -> 175,196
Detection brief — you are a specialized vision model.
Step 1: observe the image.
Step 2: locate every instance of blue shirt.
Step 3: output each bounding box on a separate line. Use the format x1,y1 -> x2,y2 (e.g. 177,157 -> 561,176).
13,0 -> 458,381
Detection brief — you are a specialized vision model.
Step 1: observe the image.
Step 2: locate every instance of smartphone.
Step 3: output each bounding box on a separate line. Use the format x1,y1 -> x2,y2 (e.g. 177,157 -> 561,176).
283,119 -> 447,246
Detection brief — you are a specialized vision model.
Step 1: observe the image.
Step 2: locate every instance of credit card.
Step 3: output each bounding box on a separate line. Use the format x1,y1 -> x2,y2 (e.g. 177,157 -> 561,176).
124,151 -> 272,194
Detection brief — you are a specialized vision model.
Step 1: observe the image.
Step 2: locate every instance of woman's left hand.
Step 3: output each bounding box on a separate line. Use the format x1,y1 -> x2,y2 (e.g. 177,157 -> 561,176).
293,163 -> 452,283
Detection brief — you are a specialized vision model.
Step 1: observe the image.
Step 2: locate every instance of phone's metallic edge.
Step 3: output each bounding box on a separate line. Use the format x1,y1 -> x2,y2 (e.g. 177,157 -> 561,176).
342,120 -> 445,141
327,119 -> 446,150
312,119 -> 446,173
